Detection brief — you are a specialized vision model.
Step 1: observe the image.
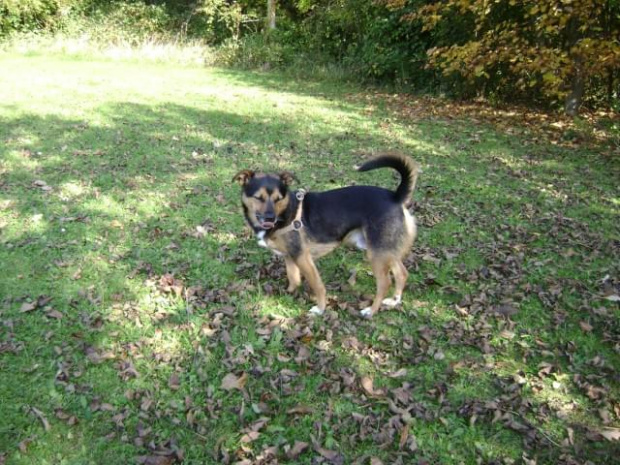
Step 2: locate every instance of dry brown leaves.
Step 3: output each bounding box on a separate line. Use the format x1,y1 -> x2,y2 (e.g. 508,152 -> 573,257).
220,372 -> 249,391
351,91 -> 619,151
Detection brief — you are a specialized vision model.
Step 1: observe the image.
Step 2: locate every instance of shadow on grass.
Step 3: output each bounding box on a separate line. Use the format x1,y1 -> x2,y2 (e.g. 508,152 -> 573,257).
1,100 -> 404,462
1,94 -> 619,463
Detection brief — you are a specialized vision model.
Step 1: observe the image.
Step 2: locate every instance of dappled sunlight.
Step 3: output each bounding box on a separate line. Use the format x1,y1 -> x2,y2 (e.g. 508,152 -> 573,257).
531,374 -> 586,419
1,211 -> 51,242
81,193 -> 130,218
57,180 -> 90,202
10,423 -> 95,464
1,55 -> 618,464
459,137 -> 620,225
211,231 -> 238,245
26,212 -> 49,234
110,288 -> 191,359
3,148 -> 42,174
400,137 -> 446,157
255,295 -> 305,319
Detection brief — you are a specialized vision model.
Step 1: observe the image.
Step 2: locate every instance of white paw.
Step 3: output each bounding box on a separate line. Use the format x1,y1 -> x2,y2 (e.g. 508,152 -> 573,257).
360,307 -> 373,318
309,306 -> 324,316
382,295 -> 402,308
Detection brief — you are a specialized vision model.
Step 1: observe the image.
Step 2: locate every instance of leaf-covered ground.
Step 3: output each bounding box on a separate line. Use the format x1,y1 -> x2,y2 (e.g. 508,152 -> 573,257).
0,55 -> 619,465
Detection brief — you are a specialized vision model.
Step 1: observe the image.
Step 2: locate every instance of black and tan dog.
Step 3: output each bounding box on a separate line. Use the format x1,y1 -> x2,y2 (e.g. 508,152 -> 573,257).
233,153 -> 419,318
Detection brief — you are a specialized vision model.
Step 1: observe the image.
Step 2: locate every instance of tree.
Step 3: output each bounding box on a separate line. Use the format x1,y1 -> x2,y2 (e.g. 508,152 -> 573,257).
388,0 -> 620,114
267,0 -> 276,29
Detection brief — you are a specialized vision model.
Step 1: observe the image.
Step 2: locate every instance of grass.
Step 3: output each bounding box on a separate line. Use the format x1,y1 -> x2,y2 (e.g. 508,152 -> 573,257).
0,52 -> 619,465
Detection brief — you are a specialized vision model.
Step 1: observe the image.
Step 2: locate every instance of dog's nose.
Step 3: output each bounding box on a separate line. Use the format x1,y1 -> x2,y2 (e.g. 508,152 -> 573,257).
264,213 -> 276,222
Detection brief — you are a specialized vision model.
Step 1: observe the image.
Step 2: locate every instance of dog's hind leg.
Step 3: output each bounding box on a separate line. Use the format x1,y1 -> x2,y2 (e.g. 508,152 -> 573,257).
382,260 -> 407,308
285,257 -> 301,293
361,256 -> 392,318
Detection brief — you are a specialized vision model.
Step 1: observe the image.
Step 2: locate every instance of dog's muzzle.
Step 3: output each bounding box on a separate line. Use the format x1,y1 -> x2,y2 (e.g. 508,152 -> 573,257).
257,214 -> 276,229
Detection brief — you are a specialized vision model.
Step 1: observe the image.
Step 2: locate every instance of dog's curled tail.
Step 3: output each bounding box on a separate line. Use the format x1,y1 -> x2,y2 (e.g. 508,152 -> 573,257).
357,153 -> 420,204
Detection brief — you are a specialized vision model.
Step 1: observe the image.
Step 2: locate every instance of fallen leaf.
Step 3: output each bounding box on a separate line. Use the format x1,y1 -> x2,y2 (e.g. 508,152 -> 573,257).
30,407 -> 50,431
360,376 -> 386,397
140,398 -> 154,412
287,405 -> 314,415
599,408 -> 611,424
347,269 -> 357,286
454,305 -> 469,317
495,304 -> 519,317
99,402 -> 116,412
117,360 -> 139,380
136,456 -> 175,465
168,373 -> 180,391
294,345 -> 311,363
45,309 -> 64,319
387,368 -> 408,378
18,436 -> 35,453
399,425 -> 409,450
33,180 -> 52,191
600,428 -> 620,441
20,302 -> 37,313
240,431 -> 260,443
37,295 -> 53,307
286,441 -> 309,459
579,321 -> 593,332
220,372 -> 248,391
315,446 -> 343,463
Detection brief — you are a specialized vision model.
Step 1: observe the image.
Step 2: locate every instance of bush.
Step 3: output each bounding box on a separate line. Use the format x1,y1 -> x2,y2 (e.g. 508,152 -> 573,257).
75,1 -> 173,44
214,33 -> 290,69
0,0 -> 68,35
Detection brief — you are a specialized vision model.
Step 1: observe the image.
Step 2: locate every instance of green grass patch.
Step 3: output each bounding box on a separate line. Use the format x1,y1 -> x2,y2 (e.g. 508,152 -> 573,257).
1,54 -> 619,464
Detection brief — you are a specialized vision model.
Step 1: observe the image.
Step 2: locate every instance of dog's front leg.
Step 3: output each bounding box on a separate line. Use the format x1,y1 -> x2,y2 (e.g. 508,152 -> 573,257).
284,256 -> 301,293
294,251 -> 326,315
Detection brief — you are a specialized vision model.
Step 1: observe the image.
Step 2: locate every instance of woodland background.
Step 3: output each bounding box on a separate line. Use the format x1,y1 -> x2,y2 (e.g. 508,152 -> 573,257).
1,0 -> 619,115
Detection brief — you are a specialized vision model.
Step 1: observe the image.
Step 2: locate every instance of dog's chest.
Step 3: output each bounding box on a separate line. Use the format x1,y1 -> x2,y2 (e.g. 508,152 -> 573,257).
256,231 -> 287,256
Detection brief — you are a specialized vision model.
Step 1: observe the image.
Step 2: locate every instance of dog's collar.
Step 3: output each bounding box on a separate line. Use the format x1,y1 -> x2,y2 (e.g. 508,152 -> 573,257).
272,189 -> 306,237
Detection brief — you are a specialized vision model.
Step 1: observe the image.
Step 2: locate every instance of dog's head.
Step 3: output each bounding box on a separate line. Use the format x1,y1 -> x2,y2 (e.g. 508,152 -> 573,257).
233,170 -> 296,230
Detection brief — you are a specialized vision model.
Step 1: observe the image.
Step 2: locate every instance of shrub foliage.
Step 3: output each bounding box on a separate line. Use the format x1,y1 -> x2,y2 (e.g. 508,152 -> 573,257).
1,0 -> 618,113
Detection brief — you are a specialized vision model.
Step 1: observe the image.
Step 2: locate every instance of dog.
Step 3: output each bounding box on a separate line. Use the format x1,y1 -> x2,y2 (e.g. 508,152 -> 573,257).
233,153 -> 419,318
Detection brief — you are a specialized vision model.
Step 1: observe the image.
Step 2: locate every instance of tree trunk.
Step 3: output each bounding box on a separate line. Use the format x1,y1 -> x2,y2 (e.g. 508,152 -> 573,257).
267,0 -> 276,30
563,15 -> 585,116
564,64 -> 585,116
608,68 -> 614,109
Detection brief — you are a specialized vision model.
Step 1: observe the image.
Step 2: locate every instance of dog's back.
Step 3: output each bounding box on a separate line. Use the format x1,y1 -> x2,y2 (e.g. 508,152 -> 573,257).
302,153 -> 419,251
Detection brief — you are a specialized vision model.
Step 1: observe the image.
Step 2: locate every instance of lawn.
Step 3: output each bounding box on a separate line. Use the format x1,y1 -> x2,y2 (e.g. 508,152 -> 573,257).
0,54 -> 619,465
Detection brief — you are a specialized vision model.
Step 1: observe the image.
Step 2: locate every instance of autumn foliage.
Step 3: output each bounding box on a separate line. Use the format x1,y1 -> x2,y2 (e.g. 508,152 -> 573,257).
388,0 -> 620,114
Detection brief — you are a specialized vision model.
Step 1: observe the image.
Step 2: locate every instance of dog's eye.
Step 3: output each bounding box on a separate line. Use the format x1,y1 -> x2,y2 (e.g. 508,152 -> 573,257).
274,197 -> 283,203
253,195 -> 264,201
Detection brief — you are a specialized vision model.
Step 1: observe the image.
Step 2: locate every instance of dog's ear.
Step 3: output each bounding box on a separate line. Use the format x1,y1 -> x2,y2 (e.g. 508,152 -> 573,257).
279,171 -> 296,186
232,170 -> 255,186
